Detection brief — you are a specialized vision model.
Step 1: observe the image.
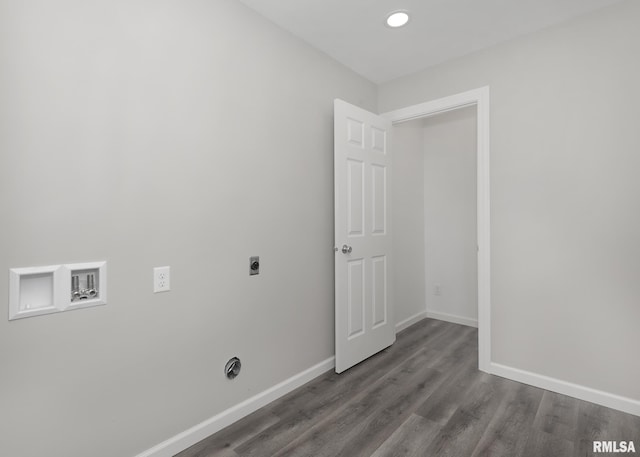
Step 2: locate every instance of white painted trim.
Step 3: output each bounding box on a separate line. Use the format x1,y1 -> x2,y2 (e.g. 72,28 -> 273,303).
490,362 -> 640,417
382,87 -> 486,123
426,310 -> 478,328
395,310 -> 428,333
382,86 -> 491,373
135,357 -> 335,457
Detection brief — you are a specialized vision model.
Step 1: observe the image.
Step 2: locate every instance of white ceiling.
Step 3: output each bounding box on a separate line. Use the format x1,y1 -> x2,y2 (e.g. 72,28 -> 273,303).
238,0 -> 626,83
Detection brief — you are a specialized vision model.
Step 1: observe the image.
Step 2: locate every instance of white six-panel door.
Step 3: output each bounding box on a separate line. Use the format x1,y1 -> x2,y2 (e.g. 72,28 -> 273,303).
334,99 -> 395,374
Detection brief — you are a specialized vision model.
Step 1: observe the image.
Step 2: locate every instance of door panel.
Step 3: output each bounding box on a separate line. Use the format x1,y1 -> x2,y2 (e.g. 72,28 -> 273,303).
347,159 -> 365,236
347,118 -> 365,147
335,99 -> 395,374
371,126 -> 387,153
372,255 -> 387,329
347,259 -> 365,339
371,164 -> 387,235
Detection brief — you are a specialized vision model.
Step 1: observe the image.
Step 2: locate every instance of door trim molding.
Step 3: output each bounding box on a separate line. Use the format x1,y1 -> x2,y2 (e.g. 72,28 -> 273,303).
381,86 -> 491,372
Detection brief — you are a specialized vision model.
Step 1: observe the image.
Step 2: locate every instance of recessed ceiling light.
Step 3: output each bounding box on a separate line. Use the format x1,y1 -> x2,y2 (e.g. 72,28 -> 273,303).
386,10 -> 410,28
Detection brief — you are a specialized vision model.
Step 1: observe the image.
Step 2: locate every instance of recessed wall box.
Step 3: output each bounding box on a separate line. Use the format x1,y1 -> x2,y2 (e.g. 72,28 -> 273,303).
66,261 -> 107,311
9,265 -> 65,320
8,261 -> 107,321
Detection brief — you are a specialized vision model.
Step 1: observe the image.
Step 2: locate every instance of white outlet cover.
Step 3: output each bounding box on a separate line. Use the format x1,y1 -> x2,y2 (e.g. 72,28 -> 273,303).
153,266 -> 171,293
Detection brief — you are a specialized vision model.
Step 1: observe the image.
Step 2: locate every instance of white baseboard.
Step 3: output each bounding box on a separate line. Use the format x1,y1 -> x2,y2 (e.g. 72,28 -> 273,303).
426,309 -> 478,328
489,362 -> 640,417
395,311 -> 428,332
136,357 -> 336,457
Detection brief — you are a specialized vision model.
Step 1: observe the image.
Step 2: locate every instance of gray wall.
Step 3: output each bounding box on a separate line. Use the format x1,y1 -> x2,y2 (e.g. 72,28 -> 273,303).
391,120 -> 426,325
380,0 -> 640,401
423,108 -> 478,325
392,108 -> 477,328
0,1 -> 376,456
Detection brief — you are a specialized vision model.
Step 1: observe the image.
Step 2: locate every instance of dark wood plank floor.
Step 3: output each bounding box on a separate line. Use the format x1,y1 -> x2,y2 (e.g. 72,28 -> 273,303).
176,318 -> 640,457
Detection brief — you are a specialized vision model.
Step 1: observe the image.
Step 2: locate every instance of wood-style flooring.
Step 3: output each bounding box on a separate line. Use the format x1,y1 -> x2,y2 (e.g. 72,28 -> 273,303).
176,318 -> 640,457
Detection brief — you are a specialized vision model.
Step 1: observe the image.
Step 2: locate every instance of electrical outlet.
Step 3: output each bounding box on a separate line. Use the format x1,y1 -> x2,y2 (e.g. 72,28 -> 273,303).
154,266 -> 171,293
434,284 -> 441,296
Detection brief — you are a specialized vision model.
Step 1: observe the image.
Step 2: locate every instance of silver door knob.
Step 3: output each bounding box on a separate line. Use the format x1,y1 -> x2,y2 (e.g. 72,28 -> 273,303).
341,245 -> 353,254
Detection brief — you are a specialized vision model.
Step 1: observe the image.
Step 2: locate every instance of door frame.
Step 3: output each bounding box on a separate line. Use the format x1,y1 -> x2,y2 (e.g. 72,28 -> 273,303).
380,86 -> 491,372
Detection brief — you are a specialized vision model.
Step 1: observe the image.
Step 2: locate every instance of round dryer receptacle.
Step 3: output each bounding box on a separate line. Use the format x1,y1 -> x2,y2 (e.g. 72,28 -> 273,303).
225,357 -> 241,380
